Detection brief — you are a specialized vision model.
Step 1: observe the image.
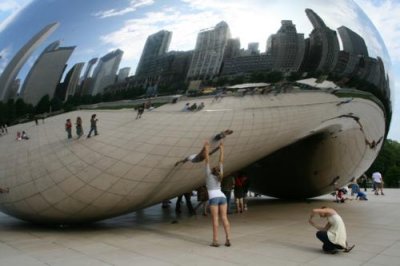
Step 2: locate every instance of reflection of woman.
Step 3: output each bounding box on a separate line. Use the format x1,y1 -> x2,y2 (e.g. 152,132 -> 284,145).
204,141 -> 231,247
76,117 -> 83,138
309,207 -> 354,254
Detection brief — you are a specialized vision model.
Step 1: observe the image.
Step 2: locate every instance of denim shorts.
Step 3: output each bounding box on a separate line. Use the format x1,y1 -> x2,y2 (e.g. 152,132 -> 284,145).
209,197 -> 227,206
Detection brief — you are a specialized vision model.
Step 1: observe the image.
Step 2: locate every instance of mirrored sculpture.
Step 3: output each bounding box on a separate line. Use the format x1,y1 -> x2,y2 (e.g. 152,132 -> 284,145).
0,0 -> 392,223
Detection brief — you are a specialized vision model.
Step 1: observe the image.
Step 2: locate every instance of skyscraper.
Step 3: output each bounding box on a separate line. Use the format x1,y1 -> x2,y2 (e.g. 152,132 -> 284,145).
267,20 -> 305,72
302,9 -> 339,73
90,49 -> 123,95
187,21 -> 231,80
80,57 -> 98,95
117,67 -> 131,83
0,22 -> 59,102
136,30 -> 172,76
64,62 -> 85,100
22,41 -> 75,106
337,26 -> 368,56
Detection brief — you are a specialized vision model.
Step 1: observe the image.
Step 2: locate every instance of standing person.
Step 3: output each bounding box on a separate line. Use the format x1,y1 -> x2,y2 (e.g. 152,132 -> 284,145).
65,119 -> 72,139
372,171 -> 384,195
175,192 -> 195,215
76,117 -> 83,138
87,114 -> 98,138
358,174 -> 368,192
136,103 -> 145,119
309,207 -> 355,254
221,174 -> 234,214
204,141 -> 231,247
234,172 -> 247,213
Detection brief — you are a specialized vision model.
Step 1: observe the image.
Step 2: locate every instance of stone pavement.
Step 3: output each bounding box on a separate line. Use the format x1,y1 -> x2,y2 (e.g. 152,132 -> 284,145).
0,189 -> 399,266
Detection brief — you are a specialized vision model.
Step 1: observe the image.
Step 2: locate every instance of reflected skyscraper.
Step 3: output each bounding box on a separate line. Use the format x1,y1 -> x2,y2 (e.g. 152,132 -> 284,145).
337,26 -> 368,56
136,30 -> 172,76
64,62 -> 85,101
0,22 -> 59,102
22,41 -> 75,106
90,49 -> 123,95
302,9 -> 339,73
267,20 -> 305,72
117,67 -> 131,83
187,21 -> 231,80
80,57 -> 97,96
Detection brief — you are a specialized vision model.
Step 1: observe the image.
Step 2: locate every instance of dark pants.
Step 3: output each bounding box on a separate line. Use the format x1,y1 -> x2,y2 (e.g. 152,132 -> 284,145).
176,193 -> 195,214
316,231 -> 343,252
222,190 -> 232,213
87,126 -> 98,137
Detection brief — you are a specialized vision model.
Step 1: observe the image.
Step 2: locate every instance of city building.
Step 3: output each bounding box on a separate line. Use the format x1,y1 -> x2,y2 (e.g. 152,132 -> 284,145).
21,41 -> 75,106
117,67 -> 131,83
90,49 -> 123,95
136,30 -> 172,77
267,20 -> 305,72
63,62 -> 85,101
301,9 -> 339,73
187,21 -> 231,80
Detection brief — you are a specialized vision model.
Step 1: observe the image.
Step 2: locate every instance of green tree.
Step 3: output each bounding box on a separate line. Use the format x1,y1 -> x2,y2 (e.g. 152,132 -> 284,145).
367,139 -> 400,187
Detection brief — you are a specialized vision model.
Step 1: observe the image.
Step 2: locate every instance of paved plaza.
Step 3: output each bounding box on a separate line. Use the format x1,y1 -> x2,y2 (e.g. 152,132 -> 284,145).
0,189 -> 399,266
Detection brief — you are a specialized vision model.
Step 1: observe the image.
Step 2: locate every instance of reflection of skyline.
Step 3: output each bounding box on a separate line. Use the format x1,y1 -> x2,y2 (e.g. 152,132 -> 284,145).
0,5 -> 389,111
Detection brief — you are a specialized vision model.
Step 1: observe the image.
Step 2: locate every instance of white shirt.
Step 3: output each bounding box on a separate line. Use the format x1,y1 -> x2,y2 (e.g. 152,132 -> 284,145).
372,172 -> 382,183
327,214 -> 347,248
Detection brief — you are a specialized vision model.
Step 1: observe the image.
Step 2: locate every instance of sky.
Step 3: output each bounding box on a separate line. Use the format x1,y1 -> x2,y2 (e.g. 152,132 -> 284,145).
0,0 -> 399,141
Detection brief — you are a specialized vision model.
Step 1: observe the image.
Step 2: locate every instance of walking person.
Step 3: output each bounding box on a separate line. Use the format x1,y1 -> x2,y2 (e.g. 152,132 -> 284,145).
204,141 -> 231,247
372,171 -> 384,195
76,117 -> 83,138
234,172 -> 247,213
175,192 -> 195,216
309,207 -> 355,254
65,119 -> 72,139
87,114 -> 98,138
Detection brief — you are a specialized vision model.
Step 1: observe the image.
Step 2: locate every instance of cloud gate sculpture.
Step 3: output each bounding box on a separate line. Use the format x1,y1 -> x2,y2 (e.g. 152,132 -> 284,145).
0,0 -> 392,224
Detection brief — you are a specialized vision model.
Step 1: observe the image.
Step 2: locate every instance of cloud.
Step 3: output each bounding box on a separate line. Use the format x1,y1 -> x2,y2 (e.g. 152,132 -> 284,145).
93,0 -> 154,18
0,0 -> 31,32
355,0 -> 400,63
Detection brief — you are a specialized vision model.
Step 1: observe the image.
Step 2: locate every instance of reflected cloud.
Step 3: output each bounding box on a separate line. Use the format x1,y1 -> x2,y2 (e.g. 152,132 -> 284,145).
92,0 -> 155,18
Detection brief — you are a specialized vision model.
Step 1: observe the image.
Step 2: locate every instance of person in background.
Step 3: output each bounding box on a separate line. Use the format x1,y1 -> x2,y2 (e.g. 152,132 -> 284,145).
65,119 -> 72,139
372,171 -> 384,195
87,114 -> 98,138
76,117 -> 83,138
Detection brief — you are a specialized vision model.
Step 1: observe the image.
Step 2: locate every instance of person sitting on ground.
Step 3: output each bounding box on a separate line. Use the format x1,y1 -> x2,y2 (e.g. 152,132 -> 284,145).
197,102 -> 205,111
182,103 -> 190,112
174,129 -> 234,167
21,131 -> 29,140
335,187 -> 347,203
309,206 -> 355,254
16,131 -> 22,141
348,180 -> 368,201
189,103 -> 198,111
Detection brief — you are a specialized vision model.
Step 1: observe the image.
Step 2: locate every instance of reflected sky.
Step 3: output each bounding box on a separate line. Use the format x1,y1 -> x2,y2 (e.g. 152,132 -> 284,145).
0,0 -> 391,81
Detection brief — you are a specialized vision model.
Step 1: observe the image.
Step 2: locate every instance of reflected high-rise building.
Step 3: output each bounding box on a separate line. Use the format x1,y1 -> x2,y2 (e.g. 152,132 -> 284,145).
117,67 -> 131,83
80,57 -> 97,96
136,30 -> 172,76
0,22 -> 59,102
22,41 -> 75,106
187,21 -> 231,80
90,49 -> 123,95
64,62 -> 85,101
267,20 -> 305,72
301,9 -> 339,73
223,38 -> 241,60
337,26 -> 368,56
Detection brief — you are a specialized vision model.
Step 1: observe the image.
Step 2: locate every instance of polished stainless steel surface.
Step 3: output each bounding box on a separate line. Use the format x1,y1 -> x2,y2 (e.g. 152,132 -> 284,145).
0,0 -> 392,223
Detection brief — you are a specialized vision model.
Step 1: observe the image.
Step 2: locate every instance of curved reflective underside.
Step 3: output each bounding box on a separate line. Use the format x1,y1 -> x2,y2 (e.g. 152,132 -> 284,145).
0,0 -> 392,223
